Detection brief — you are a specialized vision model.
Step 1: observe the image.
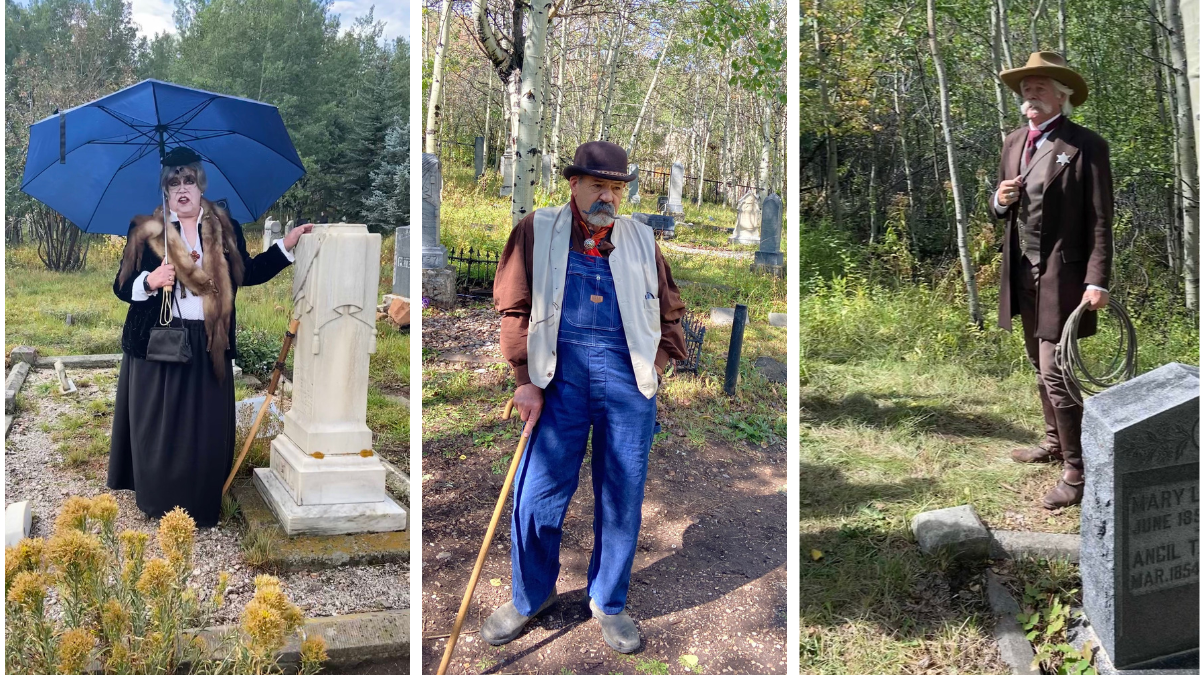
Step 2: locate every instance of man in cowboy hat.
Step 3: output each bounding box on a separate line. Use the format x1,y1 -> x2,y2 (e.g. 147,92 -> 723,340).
484,140 -> 688,652
990,51 -> 1114,509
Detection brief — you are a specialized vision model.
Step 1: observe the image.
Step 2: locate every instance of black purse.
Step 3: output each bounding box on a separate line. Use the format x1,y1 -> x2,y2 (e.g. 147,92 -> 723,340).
146,286 -> 192,364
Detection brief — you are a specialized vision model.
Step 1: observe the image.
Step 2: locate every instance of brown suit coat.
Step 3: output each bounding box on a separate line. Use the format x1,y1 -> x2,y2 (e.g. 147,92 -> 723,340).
988,117 -> 1114,341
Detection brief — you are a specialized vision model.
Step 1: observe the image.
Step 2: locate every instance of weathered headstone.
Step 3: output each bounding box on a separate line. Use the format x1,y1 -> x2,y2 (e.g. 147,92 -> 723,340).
628,164 -> 641,204
541,154 -> 553,190
285,219 -> 295,236
422,153 -> 456,309
1080,362 -> 1199,670
731,192 -> 762,245
253,222 -> 406,535
768,313 -> 786,328
53,360 -> 76,395
754,194 -> 784,267
499,151 -> 514,197
710,307 -> 735,326
263,217 -> 282,253
392,226 -> 410,298
474,136 -> 485,180
665,162 -> 685,215
911,504 -> 992,560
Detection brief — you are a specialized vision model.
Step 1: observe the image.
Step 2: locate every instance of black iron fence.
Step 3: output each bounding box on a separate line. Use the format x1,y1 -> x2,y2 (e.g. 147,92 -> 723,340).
676,310 -> 707,374
447,246 -> 500,297
639,166 -> 755,206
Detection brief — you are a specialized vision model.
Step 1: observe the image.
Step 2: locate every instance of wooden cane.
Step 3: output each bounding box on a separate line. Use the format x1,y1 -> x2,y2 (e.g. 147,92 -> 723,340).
221,318 -> 301,496
437,398 -> 532,675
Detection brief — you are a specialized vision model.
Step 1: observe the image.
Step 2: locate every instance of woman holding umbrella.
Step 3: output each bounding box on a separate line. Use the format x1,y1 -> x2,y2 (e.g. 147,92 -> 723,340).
107,146 -> 313,527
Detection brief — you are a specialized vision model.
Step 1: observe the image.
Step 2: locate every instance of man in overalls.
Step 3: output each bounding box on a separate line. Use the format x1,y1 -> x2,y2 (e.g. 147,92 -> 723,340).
486,141 -> 689,652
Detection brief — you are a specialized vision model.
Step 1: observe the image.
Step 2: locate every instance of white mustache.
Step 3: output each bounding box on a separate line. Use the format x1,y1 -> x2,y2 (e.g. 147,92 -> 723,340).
1021,99 -> 1051,115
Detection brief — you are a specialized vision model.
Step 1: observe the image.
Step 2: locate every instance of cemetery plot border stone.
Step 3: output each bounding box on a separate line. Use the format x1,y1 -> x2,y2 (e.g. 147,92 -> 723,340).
33,354 -> 121,369
986,570 -> 1041,675
189,609 -> 410,667
989,530 -> 1080,562
910,504 -> 992,560
9,346 -> 37,364
5,500 -> 32,547
6,360 -> 31,414
1080,362 -> 1199,671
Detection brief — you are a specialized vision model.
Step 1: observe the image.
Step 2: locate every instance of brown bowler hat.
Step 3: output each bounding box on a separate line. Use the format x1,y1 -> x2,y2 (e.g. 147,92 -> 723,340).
1000,51 -> 1088,106
562,141 -> 635,182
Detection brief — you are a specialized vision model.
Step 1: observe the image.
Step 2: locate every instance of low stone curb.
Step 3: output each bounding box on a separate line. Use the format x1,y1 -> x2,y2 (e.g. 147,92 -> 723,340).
986,570 -> 1039,675
33,353 -> 122,369
193,609 -> 410,668
990,529 -> 1080,563
6,361 -> 32,414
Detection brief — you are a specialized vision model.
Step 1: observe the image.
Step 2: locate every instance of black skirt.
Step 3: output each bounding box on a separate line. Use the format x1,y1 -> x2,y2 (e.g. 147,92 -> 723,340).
107,319 -> 235,528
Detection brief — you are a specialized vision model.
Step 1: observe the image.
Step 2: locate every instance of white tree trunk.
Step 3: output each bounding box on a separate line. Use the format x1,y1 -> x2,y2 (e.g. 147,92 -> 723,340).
424,0 -> 454,153
1057,0 -> 1067,57
510,0 -> 550,227
991,4 -> 1009,142
628,27 -> 673,158
695,75 -> 719,205
599,6 -> 626,142
928,0 -> 983,327
814,10 -> 841,224
549,34 -> 565,180
894,72 -> 918,252
717,62 -> 733,205
1166,0 -> 1199,308
484,68 -> 493,170
758,98 -> 772,197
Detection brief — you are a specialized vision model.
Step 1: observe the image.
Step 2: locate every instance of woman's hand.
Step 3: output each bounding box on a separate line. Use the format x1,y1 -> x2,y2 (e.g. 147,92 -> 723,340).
147,262 -> 175,290
282,224 -> 315,252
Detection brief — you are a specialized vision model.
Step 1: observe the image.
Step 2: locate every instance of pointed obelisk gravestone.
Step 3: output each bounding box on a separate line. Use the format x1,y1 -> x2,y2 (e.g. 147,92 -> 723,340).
1079,362 -> 1199,671
731,192 -> 761,245
665,162 -> 684,215
392,226 -> 409,298
422,153 -> 456,309
628,164 -> 641,204
254,223 -> 406,535
499,151 -> 514,197
474,136 -> 485,180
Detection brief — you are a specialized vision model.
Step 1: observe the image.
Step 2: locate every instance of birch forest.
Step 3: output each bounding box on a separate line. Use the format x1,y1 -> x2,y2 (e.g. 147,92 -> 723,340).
422,0 -> 787,228
796,0 -> 1200,326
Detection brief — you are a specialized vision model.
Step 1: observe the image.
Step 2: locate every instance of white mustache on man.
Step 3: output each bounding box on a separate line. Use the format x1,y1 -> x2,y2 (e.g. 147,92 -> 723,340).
583,199 -> 617,227
1020,98 -> 1052,115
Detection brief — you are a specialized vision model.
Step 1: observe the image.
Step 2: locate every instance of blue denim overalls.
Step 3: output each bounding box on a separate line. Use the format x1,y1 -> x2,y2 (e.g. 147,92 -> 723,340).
510,251 -> 658,616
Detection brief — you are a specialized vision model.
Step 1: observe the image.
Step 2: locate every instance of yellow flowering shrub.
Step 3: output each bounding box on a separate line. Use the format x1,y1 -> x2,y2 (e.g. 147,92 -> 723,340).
158,507 -> 196,567
53,497 -> 94,535
56,628 -> 94,674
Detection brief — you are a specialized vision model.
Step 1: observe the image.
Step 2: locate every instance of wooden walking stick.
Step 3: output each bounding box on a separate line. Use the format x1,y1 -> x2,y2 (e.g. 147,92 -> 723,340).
222,317 -> 301,496
437,398 -> 532,675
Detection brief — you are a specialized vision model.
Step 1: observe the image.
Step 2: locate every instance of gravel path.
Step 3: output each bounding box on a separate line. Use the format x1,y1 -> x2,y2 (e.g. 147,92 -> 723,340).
5,366 -> 409,623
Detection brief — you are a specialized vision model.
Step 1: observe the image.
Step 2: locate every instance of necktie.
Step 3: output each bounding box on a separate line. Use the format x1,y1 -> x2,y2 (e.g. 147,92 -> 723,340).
1025,117 -> 1063,167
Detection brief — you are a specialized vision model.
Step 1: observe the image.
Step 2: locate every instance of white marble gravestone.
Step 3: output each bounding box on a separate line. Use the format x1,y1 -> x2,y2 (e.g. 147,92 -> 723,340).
731,192 -> 762,245
263,217 -> 282,253
665,162 -> 685,214
253,223 -> 406,535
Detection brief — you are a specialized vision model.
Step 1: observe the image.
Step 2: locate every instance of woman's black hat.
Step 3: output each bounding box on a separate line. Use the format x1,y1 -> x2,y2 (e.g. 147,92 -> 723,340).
162,146 -> 202,167
561,141 -> 635,182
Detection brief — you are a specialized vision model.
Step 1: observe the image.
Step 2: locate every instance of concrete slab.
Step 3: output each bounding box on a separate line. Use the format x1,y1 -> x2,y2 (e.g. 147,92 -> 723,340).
910,504 -> 991,560
989,530 -> 1080,562
986,570 -> 1040,675
233,479 -> 409,571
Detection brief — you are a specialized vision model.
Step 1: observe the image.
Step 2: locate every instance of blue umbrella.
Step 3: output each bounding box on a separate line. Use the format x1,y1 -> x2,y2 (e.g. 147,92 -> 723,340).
20,79 -> 305,235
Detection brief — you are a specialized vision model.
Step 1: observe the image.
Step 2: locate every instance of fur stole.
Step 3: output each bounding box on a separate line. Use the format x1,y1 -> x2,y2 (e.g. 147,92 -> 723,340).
117,198 -> 245,381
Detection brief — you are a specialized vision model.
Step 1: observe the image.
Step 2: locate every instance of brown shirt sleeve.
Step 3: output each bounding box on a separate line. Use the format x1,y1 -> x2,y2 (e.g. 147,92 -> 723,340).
493,207 -> 690,386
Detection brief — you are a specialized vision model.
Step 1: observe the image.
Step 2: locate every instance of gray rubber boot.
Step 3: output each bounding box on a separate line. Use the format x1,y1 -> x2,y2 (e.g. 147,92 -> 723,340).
589,599 -> 641,653
480,590 -> 558,646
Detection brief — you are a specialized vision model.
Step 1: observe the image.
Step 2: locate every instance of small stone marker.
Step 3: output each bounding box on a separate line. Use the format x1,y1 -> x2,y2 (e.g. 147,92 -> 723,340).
499,152 -> 514,197
731,192 -> 762,245
5,501 -> 32,547
1081,362 -> 1199,670
754,193 -> 784,267
709,307 -> 735,326
53,359 -> 76,395
665,162 -> 684,215
910,504 -> 991,560
768,313 -> 786,328
473,136 -> 485,180
628,164 -> 640,204
9,346 -> 37,364
754,356 -> 786,384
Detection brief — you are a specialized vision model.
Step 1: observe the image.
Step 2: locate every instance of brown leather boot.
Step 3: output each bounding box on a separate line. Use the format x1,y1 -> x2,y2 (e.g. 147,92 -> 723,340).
1011,443 -> 1063,463
1042,466 -> 1084,510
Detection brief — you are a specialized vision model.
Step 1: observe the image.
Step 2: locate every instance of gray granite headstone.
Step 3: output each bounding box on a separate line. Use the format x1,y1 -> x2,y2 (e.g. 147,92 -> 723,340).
1081,362 -> 1199,670
392,226 -> 410,298
731,192 -> 761,245
755,193 -> 784,265
474,136 -> 485,180
628,164 -> 640,204
709,307 -> 735,326
421,153 -> 447,269
500,151 -> 514,197
665,161 -> 684,214
542,154 -> 553,190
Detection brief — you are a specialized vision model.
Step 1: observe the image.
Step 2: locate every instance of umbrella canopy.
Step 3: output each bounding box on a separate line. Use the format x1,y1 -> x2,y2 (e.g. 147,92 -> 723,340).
21,79 -> 305,235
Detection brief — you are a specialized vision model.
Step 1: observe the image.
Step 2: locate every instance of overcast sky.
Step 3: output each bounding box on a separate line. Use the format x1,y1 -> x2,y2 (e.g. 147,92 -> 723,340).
128,0 -> 410,42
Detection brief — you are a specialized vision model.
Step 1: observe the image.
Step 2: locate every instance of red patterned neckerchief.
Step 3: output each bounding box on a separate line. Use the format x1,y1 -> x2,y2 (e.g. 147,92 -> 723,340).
570,199 -> 613,257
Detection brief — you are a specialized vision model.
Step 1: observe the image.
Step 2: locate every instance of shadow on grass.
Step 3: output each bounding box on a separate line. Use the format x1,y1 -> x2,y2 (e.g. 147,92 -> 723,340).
799,390 -> 1038,443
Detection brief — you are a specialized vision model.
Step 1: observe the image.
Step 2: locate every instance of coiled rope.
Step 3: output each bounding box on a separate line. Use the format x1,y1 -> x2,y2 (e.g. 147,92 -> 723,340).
1055,297 -> 1138,407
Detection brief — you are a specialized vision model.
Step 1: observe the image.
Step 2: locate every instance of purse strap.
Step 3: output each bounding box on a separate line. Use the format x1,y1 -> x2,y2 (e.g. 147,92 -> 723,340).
158,285 -> 176,326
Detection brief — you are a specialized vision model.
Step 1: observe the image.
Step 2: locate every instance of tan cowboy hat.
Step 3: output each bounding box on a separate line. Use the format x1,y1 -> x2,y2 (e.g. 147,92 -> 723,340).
1000,51 -> 1088,107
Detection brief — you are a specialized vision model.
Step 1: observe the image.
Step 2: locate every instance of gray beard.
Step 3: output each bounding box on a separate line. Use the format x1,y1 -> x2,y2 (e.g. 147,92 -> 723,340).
583,201 -> 616,227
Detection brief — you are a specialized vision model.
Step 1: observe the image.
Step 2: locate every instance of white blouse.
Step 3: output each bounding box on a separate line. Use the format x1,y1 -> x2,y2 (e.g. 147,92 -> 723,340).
131,209 -> 295,318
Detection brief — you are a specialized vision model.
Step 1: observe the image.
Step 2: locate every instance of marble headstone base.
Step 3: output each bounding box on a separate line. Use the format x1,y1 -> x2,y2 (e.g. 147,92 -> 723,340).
268,435 -> 385,505
254,469 -> 407,536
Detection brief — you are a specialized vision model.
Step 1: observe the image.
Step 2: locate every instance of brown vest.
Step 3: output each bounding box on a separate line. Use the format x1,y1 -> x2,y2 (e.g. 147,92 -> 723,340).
1016,130 -> 1061,266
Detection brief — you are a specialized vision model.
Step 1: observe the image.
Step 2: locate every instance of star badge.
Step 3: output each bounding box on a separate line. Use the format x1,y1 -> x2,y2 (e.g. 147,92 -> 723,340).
1056,152 -> 1071,166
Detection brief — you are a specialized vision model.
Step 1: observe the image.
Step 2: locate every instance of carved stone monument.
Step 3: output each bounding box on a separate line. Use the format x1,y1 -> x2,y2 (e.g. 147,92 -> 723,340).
263,217 -> 282,253
628,164 -> 640,204
1078,362 -> 1199,671
474,136 -> 485,181
731,192 -> 762,245
422,153 -> 456,309
753,193 -> 784,273
392,226 -> 410,298
665,162 -> 684,215
253,223 -> 407,535
500,151 -> 514,197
